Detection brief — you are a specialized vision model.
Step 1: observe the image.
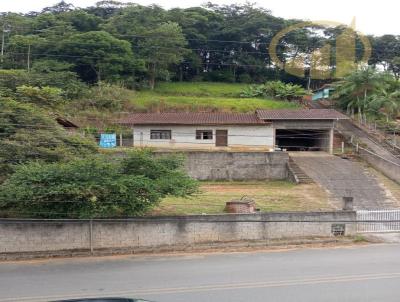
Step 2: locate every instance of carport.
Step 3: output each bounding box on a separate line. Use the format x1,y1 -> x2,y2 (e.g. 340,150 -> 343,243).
255,109 -> 349,154
275,129 -> 331,151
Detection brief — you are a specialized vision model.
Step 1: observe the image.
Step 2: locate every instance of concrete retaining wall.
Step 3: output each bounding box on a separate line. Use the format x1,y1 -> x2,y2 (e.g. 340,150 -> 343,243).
178,151 -> 289,180
0,211 -> 356,259
358,147 -> 400,184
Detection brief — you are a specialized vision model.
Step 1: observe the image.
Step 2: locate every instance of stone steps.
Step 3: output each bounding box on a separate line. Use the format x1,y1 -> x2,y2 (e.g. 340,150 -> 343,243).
288,157 -> 314,184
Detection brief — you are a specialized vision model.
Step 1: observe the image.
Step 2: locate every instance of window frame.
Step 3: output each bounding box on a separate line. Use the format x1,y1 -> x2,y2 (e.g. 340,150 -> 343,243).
196,130 -> 213,140
150,130 -> 172,140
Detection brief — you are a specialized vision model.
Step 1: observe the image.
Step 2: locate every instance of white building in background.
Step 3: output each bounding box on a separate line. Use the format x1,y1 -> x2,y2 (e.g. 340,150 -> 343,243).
118,109 -> 348,153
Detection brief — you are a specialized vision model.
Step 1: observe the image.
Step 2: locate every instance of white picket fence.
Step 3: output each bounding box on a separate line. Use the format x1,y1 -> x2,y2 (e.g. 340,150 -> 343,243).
357,210 -> 400,233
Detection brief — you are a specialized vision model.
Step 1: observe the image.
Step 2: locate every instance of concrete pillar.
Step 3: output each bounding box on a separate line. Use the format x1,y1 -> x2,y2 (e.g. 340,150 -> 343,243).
272,127 -> 276,150
342,196 -> 354,210
329,128 -> 334,154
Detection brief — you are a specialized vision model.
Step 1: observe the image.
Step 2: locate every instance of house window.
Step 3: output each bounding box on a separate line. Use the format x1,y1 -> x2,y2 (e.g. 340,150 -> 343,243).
196,130 -> 213,140
150,130 -> 171,140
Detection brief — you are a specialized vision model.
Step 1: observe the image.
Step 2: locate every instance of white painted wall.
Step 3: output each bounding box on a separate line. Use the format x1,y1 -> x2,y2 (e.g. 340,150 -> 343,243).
133,125 -> 274,150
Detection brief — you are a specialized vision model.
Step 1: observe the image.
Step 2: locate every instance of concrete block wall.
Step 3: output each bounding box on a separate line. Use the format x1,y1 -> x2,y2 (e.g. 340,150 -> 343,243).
178,151 -> 289,180
0,211 -> 356,257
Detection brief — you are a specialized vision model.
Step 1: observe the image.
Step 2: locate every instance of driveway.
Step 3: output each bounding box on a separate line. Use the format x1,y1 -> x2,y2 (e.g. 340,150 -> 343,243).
290,152 -> 399,209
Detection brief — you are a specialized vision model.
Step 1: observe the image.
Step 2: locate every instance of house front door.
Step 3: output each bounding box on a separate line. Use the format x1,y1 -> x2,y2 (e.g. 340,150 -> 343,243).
215,130 -> 228,147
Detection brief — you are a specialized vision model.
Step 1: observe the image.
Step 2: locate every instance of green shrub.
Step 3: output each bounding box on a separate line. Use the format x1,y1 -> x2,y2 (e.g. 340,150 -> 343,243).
0,69 -> 87,99
16,85 -> 63,106
238,73 -> 253,83
79,83 -> 135,110
0,99 -> 97,182
240,81 -> 307,100
0,151 -> 198,218
203,70 -> 236,83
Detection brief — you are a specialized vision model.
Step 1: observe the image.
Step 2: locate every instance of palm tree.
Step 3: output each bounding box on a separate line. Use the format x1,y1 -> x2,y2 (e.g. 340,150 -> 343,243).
333,67 -> 390,123
370,90 -> 400,122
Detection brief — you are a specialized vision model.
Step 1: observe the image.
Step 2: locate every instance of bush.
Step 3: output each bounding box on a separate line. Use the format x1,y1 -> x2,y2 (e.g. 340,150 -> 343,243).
16,85 -> 63,106
237,73 -> 253,83
203,70 -> 236,82
0,99 -> 97,182
78,83 -> 135,110
240,81 -> 307,100
0,151 -> 198,218
0,69 -> 87,99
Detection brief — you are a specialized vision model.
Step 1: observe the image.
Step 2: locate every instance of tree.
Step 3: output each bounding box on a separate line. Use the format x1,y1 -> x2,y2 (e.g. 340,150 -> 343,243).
59,10 -> 103,32
333,67 -> 389,123
369,89 -> 400,121
16,85 -> 63,106
7,35 -> 47,71
389,56 -> 400,80
104,5 -> 187,88
0,99 -> 97,182
86,1 -> 127,19
138,22 -> 188,89
59,31 -> 137,83
0,151 -> 198,218
41,1 -> 74,14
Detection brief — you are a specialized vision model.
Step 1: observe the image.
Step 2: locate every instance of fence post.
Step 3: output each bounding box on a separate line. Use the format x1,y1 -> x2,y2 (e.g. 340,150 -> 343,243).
89,219 -> 93,255
341,141 -> 345,154
342,196 -> 354,210
119,133 -> 123,147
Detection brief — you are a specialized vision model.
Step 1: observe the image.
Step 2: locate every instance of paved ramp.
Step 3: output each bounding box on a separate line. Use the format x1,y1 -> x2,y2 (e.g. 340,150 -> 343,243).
290,152 -> 399,209
338,120 -> 400,164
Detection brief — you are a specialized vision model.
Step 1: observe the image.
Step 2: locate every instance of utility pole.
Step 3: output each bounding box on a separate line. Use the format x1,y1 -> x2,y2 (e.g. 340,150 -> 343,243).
27,43 -> 31,72
1,24 -> 5,64
1,23 -> 10,64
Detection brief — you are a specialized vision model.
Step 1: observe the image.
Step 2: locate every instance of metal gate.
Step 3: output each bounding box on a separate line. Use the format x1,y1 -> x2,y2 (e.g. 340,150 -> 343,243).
357,210 -> 400,233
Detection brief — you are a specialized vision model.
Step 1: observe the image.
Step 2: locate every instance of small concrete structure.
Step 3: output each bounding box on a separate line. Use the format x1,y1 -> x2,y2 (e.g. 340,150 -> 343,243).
342,197 -> 354,211
225,197 -> 257,213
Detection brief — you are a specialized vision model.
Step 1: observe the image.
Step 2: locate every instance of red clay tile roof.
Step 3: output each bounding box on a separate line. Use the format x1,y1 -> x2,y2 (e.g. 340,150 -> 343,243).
118,109 -> 348,125
256,109 -> 348,120
119,112 -> 265,125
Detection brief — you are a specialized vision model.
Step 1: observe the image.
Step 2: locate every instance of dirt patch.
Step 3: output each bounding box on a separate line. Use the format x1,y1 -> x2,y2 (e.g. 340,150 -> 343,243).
152,181 -> 332,216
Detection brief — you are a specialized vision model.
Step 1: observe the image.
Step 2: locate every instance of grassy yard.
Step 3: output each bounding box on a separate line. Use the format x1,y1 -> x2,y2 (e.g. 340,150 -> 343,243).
153,82 -> 249,97
129,82 -> 300,113
151,181 -> 332,216
132,92 -> 298,113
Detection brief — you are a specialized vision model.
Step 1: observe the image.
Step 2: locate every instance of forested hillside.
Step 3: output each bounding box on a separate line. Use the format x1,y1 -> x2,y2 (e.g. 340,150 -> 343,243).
1,1 -> 400,218
1,0 -> 399,88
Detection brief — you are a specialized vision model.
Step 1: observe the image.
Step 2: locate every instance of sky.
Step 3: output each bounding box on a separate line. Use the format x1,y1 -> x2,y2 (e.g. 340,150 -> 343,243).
1,0 -> 399,36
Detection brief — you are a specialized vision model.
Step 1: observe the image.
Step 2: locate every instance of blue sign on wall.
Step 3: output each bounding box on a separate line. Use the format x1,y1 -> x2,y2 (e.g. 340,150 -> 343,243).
99,133 -> 117,148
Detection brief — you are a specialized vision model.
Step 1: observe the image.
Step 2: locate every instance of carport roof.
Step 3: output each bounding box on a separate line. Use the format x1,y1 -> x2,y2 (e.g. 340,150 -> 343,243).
256,109 -> 348,120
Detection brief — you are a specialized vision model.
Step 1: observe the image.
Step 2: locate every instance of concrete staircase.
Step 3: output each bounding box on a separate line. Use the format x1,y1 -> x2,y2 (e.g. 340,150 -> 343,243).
287,157 -> 314,184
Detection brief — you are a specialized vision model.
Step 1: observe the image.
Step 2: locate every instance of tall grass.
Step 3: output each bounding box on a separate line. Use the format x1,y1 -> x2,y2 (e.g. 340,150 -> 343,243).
132,92 -> 299,112
153,82 -> 249,97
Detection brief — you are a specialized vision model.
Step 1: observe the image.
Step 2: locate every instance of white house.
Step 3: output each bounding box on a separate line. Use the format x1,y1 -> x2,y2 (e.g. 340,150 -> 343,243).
118,109 -> 348,153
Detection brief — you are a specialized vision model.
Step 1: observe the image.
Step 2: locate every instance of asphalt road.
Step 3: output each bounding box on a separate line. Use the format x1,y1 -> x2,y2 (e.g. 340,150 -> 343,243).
1,244 -> 400,302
